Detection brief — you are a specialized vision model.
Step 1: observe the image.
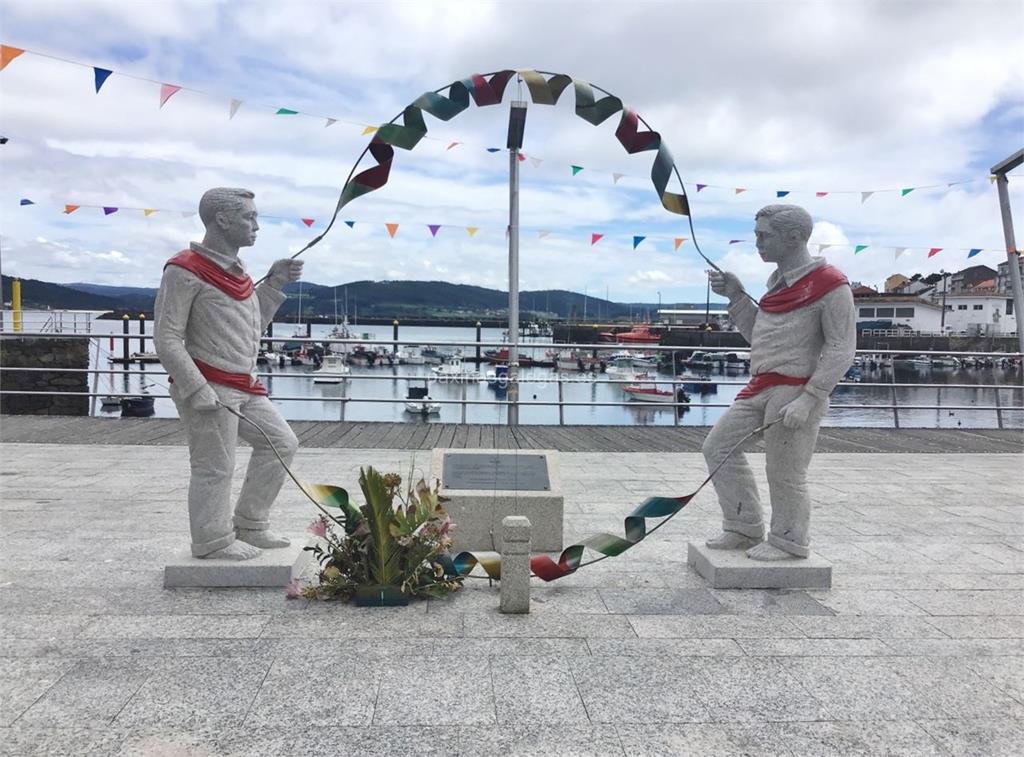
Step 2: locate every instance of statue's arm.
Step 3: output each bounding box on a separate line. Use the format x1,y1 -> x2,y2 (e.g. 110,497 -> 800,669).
804,285 -> 857,400
153,267 -> 207,398
728,296 -> 758,343
255,282 -> 288,332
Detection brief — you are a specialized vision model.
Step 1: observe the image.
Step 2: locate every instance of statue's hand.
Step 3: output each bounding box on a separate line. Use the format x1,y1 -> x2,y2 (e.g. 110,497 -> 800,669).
190,384 -> 221,413
708,270 -> 744,299
780,391 -> 821,429
267,258 -> 304,290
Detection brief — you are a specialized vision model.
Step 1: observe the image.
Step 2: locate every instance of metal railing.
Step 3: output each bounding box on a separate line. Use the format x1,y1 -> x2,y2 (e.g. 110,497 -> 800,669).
1,331 -> 1022,428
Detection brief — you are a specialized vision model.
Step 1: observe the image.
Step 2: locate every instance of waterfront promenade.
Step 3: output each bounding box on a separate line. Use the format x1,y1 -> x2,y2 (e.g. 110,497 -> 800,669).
1,418 -> 1022,755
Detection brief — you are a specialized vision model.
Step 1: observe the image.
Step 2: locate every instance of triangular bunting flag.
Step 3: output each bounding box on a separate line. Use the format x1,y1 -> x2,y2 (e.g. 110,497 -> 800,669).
734,188 -> 746,195
728,239 -> 742,244
361,125 -> 377,135
861,191 -> 874,204
385,223 -> 399,238
64,205 -> 79,214
427,224 -> 441,237
591,233 -> 603,245
855,245 -> 868,254
466,227 -> 478,237
103,207 -> 118,215
696,184 -> 707,192
967,248 -> 982,258
517,153 -> 526,162
538,230 -> 550,239
344,220 -> 355,228
447,142 -> 460,150
894,247 -> 907,259
143,209 -> 157,217
989,176 -> 997,184
818,244 -> 834,253
928,247 -> 942,258
530,157 -> 542,168
673,237 -> 687,251
0,46 -> 24,71
159,83 -> 181,108
301,218 -> 314,228
229,99 -> 243,119
815,191 -> 828,198
901,188 -> 915,196
612,172 -> 625,184
276,108 -> 299,115
486,147 -> 501,153
776,190 -> 790,198
19,198 -> 34,205
572,165 -> 584,176
93,67 -> 113,93
632,236 -> 645,250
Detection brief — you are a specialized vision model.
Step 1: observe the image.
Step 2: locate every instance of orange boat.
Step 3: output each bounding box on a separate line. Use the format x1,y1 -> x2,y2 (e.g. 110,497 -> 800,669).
598,323 -> 662,344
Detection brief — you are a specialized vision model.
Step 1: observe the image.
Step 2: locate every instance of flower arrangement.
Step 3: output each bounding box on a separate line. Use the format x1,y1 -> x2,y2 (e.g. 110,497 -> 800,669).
289,466 -> 463,605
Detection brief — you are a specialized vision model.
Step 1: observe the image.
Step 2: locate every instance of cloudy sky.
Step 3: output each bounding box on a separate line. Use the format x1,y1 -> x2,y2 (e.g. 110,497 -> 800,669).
1,0 -> 1021,301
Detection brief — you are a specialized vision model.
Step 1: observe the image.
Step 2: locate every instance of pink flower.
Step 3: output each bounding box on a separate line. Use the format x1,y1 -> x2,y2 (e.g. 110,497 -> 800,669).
285,579 -> 301,599
307,518 -> 328,538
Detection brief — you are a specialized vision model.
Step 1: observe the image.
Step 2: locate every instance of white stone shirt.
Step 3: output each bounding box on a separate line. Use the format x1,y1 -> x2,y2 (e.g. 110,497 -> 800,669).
154,242 -> 285,398
727,257 -> 856,401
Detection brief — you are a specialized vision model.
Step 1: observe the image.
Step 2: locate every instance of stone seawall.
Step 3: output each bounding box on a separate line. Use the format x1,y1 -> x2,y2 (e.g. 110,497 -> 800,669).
0,337 -> 89,415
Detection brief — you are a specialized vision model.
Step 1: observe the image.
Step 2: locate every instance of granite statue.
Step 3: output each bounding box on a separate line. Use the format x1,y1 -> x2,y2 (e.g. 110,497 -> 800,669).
703,204 -> 856,560
154,188 -> 302,560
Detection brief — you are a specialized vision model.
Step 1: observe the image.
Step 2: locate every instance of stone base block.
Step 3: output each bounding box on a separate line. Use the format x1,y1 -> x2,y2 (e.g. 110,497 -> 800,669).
687,542 -> 832,589
163,540 -> 311,588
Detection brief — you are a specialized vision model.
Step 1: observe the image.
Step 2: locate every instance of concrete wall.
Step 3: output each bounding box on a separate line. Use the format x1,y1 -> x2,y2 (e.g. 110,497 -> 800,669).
0,337 -> 89,415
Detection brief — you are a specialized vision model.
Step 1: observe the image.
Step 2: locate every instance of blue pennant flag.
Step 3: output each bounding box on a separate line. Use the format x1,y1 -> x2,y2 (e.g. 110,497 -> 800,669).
19,198 -> 34,205
632,235 -> 645,249
94,67 -> 113,93
485,147 -> 501,153
344,220 -> 355,228
776,190 -> 790,198
967,248 -> 982,258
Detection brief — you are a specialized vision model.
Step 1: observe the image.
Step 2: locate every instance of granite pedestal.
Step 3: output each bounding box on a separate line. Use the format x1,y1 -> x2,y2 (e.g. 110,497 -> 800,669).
163,540 -> 311,588
687,541 -> 832,589
430,448 -> 563,552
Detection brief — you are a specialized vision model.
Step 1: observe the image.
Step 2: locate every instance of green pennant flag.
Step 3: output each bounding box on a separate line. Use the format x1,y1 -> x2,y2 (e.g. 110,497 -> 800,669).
276,108 -> 299,115
855,245 -> 868,254
901,188 -> 915,196
571,165 -> 583,176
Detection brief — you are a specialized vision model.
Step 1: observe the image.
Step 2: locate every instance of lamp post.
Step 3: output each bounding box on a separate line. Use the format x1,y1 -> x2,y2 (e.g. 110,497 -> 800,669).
657,291 -> 662,323
506,99 -> 528,426
940,269 -> 947,332
991,149 -> 1024,353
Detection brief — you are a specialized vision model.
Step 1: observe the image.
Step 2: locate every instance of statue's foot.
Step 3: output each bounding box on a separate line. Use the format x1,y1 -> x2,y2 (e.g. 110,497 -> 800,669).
705,532 -> 763,550
236,528 -> 291,549
202,541 -> 262,561
746,542 -> 804,561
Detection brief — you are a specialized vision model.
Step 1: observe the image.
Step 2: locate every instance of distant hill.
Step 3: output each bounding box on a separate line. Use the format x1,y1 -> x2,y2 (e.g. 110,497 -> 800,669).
4,274 -> 723,320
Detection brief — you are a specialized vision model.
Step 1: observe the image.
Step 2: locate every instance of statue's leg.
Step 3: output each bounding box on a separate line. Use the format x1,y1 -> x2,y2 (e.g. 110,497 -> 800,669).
172,384 -> 241,557
233,394 -> 299,545
702,396 -> 768,545
759,386 -> 827,558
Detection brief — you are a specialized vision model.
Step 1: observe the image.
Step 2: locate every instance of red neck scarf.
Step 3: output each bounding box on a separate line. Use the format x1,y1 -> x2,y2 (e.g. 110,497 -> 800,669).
759,264 -> 849,313
165,249 -> 254,300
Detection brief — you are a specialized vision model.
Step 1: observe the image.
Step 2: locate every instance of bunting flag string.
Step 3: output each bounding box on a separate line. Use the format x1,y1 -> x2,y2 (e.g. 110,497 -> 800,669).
15,196 -> 1000,258
0,45 -> 1002,200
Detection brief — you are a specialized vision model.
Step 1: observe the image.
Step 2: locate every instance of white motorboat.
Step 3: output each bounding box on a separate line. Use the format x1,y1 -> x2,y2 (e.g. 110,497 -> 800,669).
431,356 -> 480,382
930,356 -> 961,369
398,346 -> 426,365
404,383 -> 441,415
723,351 -> 751,372
312,354 -> 350,383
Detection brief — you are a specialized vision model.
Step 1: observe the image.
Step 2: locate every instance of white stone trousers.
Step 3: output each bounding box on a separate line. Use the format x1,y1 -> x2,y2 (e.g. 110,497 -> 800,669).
171,382 -> 298,557
701,383 -> 827,557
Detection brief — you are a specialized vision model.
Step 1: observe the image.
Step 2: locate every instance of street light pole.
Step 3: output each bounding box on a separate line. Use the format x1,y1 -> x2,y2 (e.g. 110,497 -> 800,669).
506,100 -> 528,426
940,269 -> 947,332
991,149 -> 1024,353
657,291 -> 662,323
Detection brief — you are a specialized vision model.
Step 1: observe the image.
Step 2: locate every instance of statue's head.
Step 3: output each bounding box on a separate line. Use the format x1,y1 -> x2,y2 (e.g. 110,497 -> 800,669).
199,188 -> 258,248
754,204 -> 812,263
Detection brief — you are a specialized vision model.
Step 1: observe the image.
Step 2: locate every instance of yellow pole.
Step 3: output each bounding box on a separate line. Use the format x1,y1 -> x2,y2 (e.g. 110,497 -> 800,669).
12,278 -> 22,332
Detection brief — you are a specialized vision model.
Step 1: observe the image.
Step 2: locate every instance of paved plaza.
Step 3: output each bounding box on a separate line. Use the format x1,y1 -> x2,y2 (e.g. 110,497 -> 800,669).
1,435 -> 1022,756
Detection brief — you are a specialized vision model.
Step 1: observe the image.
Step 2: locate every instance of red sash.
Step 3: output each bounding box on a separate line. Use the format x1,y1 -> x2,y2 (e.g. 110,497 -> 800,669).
165,249 -> 254,300
191,358 -> 267,395
759,264 -> 849,313
735,372 -> 808,401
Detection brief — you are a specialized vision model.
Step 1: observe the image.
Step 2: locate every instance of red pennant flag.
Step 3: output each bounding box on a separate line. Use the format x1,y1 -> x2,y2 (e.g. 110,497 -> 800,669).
447,142 -> 460,150
591,233 -> 603,245
673,237 -> 687,251
928,247 -> 942,258
517,153 -> 526,162
64,205 -> 80,214
385,223 -> 399,238
0,46 -> 24,71
301,218 -> 314,227
159,83 -> 182,108
815,191 -> 828,198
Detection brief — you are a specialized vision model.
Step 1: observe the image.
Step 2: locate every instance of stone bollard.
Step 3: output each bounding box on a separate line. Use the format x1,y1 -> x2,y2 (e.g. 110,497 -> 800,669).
500,515 -> 531,614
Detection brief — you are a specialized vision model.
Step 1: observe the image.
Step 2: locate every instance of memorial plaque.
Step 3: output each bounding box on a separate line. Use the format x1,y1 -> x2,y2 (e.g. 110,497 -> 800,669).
443,453 -> 550,491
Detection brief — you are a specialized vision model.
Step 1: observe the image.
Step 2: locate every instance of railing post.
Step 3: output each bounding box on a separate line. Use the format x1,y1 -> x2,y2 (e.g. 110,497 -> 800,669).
558,377 -> 564,425
122,314 -> 130,364
890,356 -> 900,429
475,321 -> 482,366
138,313 -> 146,353
673,379 -> 680,426
994,385 -> 1004,429
393,319 -> 399,355
461,380 -> 467,424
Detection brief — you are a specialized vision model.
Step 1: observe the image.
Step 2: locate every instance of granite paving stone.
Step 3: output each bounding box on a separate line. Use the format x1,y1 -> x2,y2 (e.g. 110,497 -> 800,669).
598,588 -> 729,615
0,659 -> 76,727
459,723 -> 625,756
245,657 -> 378,727
917,718 -> 1024,757
374,656 -> 496,725
15,659 -> 153,728
490,655 -> 590,724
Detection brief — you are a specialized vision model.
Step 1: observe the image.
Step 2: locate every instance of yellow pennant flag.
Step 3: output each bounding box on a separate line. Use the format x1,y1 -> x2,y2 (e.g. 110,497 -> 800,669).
673,237 -> 687,251
362,126 -> 378,135
143,209 -> 157,217
63,205 -> 80,214
385,222 -> 399,238
466,227 -> 479,237
0,45 -> 24,71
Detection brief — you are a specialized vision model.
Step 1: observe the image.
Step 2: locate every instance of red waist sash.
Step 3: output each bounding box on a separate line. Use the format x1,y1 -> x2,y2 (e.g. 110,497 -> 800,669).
170,358 -> 267,396
735,372 -> 808,401
165,249 -> 255,300
759,264 -> 849,313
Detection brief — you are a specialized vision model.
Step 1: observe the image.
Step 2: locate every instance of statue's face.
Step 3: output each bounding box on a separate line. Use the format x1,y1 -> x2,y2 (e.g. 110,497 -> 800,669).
217,198 -> 259,248
754,216 -> 792,264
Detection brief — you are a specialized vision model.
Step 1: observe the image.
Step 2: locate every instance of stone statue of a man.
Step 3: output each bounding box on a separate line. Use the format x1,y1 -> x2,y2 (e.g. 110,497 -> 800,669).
703,204 -> 855,560
154,188 -> 302,561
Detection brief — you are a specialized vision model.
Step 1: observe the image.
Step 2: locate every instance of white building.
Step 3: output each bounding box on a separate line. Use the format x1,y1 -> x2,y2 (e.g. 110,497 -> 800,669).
657,307 -> 730,326
854,295 -> 944,331
938,293 -> 1017,335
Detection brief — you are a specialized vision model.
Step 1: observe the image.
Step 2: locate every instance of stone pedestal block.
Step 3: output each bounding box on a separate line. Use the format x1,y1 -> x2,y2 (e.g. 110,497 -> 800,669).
500,516 -> 531,614
687,542 -> 832,589
430,448 -> 563,552
163,540 -> 310,588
